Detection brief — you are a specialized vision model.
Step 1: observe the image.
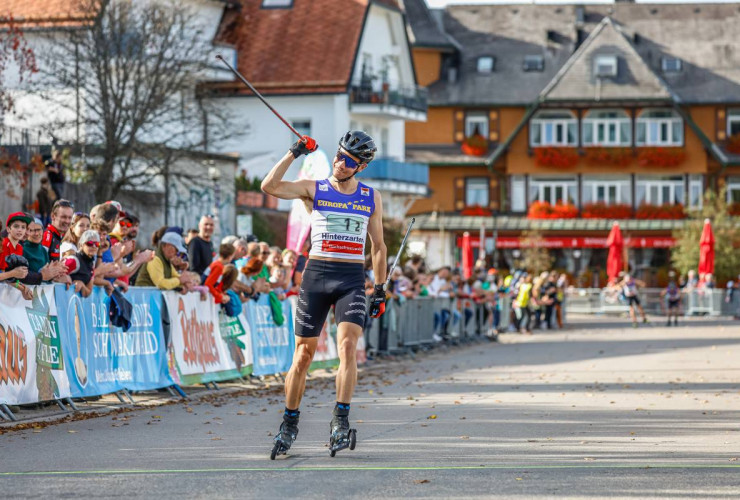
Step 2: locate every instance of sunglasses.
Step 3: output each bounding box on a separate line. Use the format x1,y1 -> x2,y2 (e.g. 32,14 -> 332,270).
120,220 -> 133,228
74,211 -> 89,217
336,151 -> 361,169
84,241 -> 100,248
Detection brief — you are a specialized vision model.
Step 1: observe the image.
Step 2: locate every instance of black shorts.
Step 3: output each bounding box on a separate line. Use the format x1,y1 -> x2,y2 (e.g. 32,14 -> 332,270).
295,260 -> 367,338
627,295 -> 641,306
668,299 -> 680,308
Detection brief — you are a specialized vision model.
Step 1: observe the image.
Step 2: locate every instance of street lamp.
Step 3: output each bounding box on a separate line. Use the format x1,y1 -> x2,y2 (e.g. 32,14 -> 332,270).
206,161 -> 221,239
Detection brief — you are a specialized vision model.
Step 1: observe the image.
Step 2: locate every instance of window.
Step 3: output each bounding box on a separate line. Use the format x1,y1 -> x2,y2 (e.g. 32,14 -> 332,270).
523,55 -> 544,72
477,56 -> 494,73
582,109 -> 631,146
726,177 -> 740,204
465,111 -> 488,138
511,176 -> 526,212
661,57 -> 682,73
689,175 -> 703,209
291,120 -> 311,138
530,111 -> 578,146
582,176 -> 631,205
261,0 -> 293,7
728,109 -> 740,137
636,176 -> 685,205
465,178 -> 489,207
594,55 -> 618,78
529,176 -> 578,205
636,109 -> 683,146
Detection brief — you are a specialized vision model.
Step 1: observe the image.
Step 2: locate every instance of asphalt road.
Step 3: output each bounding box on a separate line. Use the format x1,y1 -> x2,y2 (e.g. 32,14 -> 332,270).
3,316 -> 740,499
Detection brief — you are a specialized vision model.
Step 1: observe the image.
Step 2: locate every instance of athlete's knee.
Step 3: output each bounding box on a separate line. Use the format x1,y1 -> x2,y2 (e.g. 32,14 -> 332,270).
337,336 -> 357,361
292,344 -> 315,373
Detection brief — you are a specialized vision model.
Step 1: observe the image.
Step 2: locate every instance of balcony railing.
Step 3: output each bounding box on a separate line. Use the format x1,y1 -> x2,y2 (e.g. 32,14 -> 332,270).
360,158 -> 429,185
349,79 -> 428,113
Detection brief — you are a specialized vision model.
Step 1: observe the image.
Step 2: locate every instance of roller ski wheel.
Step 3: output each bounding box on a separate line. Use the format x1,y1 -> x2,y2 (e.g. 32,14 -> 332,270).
270,418 -> 299,460
329,415 -> 357,457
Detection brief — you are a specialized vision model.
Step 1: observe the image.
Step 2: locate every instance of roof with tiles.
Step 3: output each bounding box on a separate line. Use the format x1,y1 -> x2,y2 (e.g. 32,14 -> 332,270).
415,3 -> 740,106
541,17 -> 672,103
401,0 -> 455,49
1,0 -> 90,28
210,0 -> 374,96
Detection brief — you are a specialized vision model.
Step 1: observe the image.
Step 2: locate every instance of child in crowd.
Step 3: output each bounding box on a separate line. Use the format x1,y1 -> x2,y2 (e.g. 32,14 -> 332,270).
205,243 -> 237,305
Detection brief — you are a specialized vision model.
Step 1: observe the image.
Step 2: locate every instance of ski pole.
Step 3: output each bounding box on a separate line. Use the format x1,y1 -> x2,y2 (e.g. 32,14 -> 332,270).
215,54 -> 302,139
385,217 -> 416,289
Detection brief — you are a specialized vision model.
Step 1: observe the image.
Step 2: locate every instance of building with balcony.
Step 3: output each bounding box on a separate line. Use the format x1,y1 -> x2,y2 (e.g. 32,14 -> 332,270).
403,1 -> 740,285
206,0 -> 429,216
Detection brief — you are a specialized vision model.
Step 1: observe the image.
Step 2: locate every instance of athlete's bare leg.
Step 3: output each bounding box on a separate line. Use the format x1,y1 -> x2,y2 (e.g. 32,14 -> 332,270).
285,337 -> 319,409
335,323 -> 362,403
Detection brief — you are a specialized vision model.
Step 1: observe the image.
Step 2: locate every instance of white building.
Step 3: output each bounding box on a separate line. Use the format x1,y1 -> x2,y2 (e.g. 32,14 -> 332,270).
206,0 -> 429,218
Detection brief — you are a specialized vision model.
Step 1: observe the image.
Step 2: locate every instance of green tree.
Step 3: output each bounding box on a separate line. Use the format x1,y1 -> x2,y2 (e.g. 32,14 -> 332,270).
520,230 -> 554,274
671,188 -> 740,282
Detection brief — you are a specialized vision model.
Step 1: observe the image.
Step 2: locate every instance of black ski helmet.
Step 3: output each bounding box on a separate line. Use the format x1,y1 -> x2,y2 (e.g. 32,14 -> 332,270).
338,130 -> 377,163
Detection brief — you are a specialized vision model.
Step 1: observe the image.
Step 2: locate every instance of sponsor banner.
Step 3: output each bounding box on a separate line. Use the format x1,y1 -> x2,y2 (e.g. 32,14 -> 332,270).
321,240 -> 364,255
0,284 -> 71,405
458,235 -> 676,249
164,292 -> 241,384
246,294 -> 295,376
55,286 -> 171,398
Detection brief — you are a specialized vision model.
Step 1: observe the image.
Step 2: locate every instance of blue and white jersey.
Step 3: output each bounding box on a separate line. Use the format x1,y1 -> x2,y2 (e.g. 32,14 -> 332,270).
309,179 -> 375,261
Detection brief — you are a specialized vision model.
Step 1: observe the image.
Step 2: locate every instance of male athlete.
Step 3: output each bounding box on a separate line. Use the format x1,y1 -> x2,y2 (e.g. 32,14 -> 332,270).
261,131 -> 387,458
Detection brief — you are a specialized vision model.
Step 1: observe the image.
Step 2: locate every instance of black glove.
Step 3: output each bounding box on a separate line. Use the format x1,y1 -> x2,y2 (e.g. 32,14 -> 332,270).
369,284 -> 386,318
289,135 -> 318,159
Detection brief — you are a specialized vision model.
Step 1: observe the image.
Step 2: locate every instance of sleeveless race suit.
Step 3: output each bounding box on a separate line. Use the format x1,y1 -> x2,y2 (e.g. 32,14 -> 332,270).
294,179 -> 375,337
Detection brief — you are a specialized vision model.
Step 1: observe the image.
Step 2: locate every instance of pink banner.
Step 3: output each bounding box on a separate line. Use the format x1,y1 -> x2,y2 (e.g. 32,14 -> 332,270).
286,149 -> 331,252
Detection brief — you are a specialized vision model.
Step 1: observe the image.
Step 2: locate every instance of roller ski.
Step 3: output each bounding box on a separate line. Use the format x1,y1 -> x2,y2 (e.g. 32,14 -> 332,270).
270,411 -> 299,460
328,406 -> 357,457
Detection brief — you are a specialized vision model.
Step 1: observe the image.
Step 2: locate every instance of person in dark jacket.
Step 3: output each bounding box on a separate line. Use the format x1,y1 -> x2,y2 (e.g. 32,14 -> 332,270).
63,230 -> 100,297
187,215 -> 215,280
36,177 -> 56,227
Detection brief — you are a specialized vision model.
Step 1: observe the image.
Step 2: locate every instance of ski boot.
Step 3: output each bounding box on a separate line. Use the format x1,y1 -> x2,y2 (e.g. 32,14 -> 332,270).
270,411 -> 299,460
328,407 -> 357,457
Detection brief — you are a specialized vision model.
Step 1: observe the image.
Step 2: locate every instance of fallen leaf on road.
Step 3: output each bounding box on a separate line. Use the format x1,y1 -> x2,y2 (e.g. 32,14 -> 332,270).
211,437 -> 222,441
454,401 -> 461,405
515,478 -> 523,481
730,458 -> 738,462
460,436 -> 470,440
413,479 -> 430,484
427,415 -> 437,420
67,430 -> 77,433
237,411 -> 246,416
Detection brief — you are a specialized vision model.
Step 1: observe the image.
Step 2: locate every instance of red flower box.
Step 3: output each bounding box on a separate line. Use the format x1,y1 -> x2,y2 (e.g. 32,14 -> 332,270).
636,147 -> 687,167
635,203 -> 685,219
534,147 -> 579,168
584,147 -> 633,167
460,204 -> 492,216
527,200 -> 578,219
727,134 -> 740,155
581,202 -> 632,219
461,134 -> 489,156
728,202 -> 740,216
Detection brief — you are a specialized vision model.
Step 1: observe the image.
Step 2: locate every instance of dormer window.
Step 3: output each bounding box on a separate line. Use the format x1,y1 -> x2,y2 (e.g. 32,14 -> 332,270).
523,55 -> 544,72
661,57 -> 682,73
261,0 -> 293,8
477,56 -> 494,74
594,55 -> 618,78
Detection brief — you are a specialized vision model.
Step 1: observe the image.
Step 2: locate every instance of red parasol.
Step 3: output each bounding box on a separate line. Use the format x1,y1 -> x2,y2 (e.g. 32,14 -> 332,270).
606,221 -> 624,281
461,232 -> 473,280
698,218 -> 715,275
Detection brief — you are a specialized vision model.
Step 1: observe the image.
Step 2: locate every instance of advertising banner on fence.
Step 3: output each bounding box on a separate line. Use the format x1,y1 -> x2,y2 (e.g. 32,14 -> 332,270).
246,294 -> 295,375
0,284 -> 71,405
55,286 -> 172,398
164,292 -> 253,384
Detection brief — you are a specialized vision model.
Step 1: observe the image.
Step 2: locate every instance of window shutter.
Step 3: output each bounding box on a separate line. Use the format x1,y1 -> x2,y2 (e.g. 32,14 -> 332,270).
717,108 -> 727,141
454,110 -> 465,143
454,177 -> 465,210
488,110 -> 500,142
488,177 -> 499,210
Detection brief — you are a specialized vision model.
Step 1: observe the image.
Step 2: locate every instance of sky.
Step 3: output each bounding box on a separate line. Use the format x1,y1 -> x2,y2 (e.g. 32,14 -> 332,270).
426,0 -> 738,7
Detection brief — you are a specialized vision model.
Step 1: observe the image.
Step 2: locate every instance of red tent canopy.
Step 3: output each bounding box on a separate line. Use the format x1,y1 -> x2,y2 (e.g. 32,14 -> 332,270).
698,219 -> 715,275
461,232 -> 473,280
606,222 -> 624,281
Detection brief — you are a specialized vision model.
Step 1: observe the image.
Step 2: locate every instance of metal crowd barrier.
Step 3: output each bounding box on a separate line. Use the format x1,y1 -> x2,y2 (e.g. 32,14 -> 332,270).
566,288 -> 729,316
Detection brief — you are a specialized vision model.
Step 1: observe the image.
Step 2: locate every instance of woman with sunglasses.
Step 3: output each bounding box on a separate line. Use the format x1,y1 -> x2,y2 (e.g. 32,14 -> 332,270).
262,130 -> 388,459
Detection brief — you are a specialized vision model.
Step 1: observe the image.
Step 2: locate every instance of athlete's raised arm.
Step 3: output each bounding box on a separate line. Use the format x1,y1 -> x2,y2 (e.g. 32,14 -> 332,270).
261,136 -> 318,200
367,189 -> 387,285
